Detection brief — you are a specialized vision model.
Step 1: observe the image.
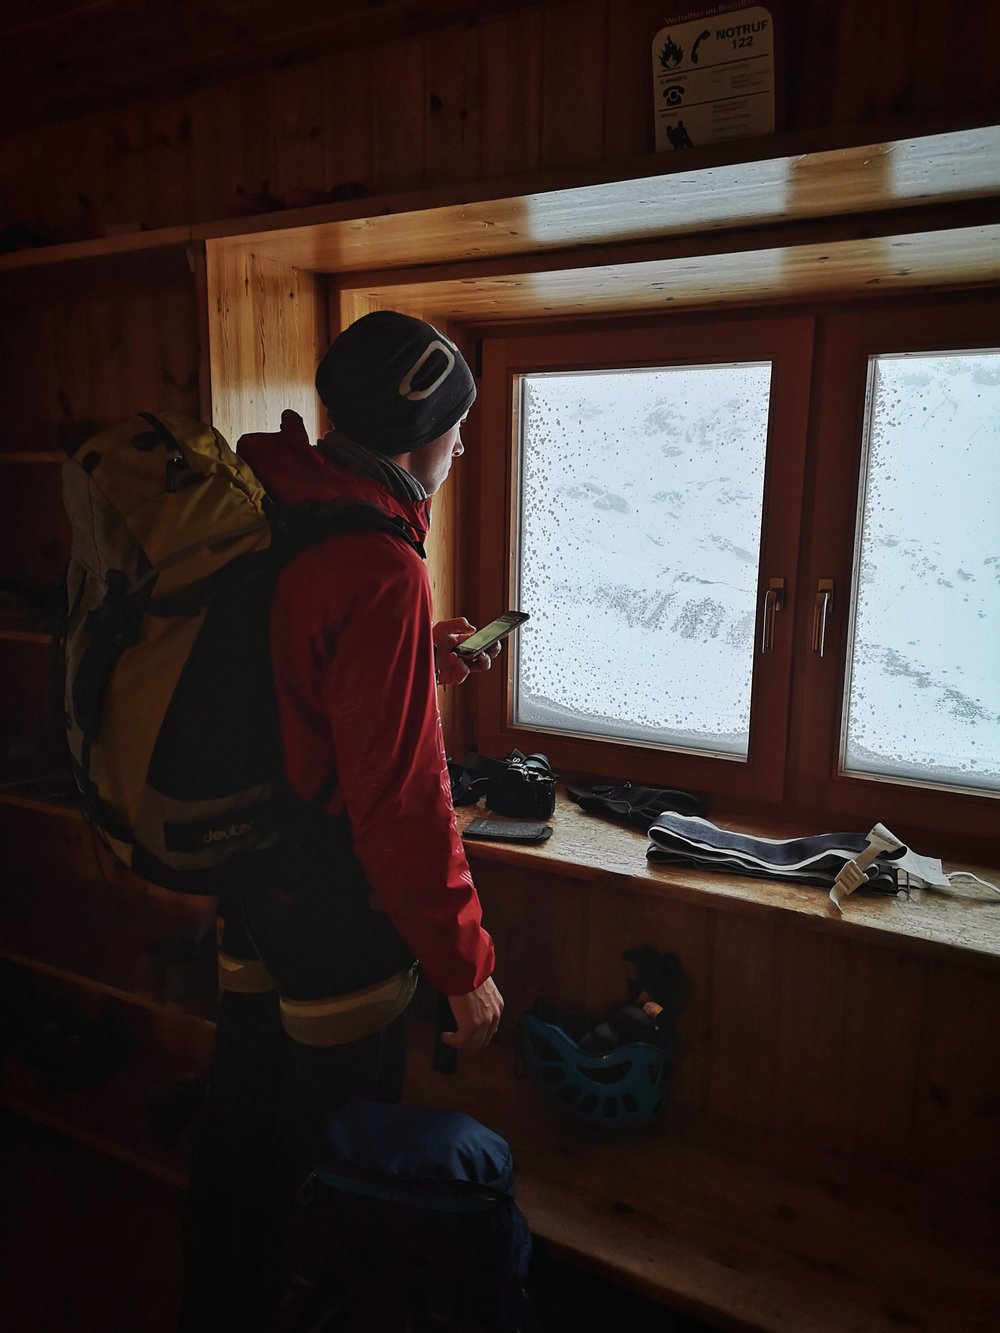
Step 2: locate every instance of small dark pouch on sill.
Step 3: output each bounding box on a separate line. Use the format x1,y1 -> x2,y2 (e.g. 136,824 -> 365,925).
566,781 -> 706,831
463,818 -> 552,844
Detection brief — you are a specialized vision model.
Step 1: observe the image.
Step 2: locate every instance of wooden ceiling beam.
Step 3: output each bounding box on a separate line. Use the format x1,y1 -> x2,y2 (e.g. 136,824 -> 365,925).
200,124 -> 1000,275
335,223 -> 1000,322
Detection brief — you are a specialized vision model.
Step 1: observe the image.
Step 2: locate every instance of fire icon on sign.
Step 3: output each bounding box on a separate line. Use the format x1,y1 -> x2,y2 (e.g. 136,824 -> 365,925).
658,35 -> 683,68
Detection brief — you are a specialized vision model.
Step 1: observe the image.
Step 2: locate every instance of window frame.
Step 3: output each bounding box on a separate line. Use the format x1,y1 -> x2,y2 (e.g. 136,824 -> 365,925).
473,315 -> 815,806
467,295 -> 1000,851
788,297 -> 1000,847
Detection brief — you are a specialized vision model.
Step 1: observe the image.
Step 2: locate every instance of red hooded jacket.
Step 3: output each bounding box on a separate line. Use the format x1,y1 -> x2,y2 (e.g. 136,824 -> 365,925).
237,413 -> 495,997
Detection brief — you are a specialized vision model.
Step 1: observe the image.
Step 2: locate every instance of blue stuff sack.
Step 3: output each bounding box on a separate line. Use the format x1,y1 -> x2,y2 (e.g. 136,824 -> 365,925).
295,1101 -> 533,1332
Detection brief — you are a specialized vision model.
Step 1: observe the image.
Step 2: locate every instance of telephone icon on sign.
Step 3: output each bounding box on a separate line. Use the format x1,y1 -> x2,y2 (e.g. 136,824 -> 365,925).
691,29 -> 710,63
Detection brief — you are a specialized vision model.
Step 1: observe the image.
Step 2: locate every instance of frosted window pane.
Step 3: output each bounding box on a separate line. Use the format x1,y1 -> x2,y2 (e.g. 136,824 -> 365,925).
844,350 -> 1000,792
515,364 -> 771,758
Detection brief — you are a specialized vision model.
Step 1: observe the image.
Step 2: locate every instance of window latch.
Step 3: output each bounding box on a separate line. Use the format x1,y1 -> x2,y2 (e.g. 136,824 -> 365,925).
759,577 -> 785,654
812,579 -> 835,657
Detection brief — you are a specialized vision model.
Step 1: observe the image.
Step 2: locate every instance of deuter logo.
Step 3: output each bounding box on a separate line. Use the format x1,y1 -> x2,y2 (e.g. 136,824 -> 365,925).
202,820 -> 254,845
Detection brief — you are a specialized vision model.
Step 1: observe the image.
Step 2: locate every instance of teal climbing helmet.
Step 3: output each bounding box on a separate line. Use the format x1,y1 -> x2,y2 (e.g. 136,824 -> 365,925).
519,1009 -> 673,1131
519,949 -> 688,1131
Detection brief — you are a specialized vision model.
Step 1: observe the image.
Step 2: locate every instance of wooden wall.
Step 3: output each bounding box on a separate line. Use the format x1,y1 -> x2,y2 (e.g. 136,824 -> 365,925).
474,858 -> 1000,1203
206,248 -> 327,446
0,251 -> 201,455
2,0 -> 999,243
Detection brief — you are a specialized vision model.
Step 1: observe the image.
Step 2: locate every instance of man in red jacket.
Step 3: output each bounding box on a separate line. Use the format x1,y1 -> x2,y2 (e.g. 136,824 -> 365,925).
180,311 -> 502,1330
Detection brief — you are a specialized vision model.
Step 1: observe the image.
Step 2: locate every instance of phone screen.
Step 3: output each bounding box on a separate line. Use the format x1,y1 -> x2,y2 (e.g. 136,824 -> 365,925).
454,610 -> 529,657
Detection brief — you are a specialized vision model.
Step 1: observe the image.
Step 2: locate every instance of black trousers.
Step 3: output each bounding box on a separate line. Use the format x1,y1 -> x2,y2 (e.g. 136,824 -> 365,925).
178,990 -> 411,1332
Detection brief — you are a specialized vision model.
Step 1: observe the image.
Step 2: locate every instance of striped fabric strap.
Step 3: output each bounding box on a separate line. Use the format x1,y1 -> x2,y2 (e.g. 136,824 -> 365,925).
280,966 -> 418,1047
217,950 -> 277,994
647,812 -> 902,891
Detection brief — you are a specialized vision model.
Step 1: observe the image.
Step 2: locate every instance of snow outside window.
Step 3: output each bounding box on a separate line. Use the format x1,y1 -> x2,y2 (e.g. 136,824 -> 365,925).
843,349 -> 1000,793
513,363 -> 772,759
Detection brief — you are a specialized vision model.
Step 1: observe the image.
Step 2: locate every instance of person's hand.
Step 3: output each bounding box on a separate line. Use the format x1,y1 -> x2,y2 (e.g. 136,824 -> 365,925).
442,976 -> 504,1050
432,616 -> 500,686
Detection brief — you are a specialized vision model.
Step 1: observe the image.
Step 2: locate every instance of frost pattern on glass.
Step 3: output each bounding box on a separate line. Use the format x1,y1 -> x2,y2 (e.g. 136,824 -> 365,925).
844,351 -> 1000,792
515,364 -> 771,757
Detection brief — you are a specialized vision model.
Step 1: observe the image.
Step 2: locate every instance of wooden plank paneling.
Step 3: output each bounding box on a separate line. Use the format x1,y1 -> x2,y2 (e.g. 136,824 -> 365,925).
0,0 -> 545,138
268,62 -> 327,205
206,246 -> 326,446
426,25 -> 483,187
207,245 -> 262,444
3,0 -> 1000,242
0,804 -> 207,973
706,912 -> 783,1128
0,251 -> 199,452
1,462 -> 69,585
0,640 -> 66,777
372,37 -> 427,194
540,0 -> 607,169
771,925 -> 849,1151
0,275 -> 56,450
51,281 -> 99,448
912,958 -> 1000,1199
920,0 -> 996,110
157,262 -> 205,416
190,242 -> 214,424
47,115 -> 109,243
471,862 -> 591,1028
783,0 -> 837,130
0,0 -> 987,146
0,122 -> 53,240
479,9 -> 543,179
602,0 -> 665,159
834,0 -> 915,125
141,95 -> 194,230
0,114 -> 88,245
84,287 -> 125,421
321,46 -> 375,193
102,104 -> 152,234
188,73 -> 276,225
840,945 -> 927,1174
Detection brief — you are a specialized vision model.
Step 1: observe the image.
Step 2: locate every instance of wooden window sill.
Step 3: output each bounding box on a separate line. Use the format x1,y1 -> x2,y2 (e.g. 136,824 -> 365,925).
456,793 -> 1000,972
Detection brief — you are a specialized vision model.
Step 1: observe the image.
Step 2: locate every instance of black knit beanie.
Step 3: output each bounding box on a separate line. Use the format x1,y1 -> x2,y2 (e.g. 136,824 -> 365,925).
315,311 -> 476,455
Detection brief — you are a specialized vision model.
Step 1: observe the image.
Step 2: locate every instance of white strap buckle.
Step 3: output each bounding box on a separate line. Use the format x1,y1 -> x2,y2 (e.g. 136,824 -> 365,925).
830,822 -> 902,914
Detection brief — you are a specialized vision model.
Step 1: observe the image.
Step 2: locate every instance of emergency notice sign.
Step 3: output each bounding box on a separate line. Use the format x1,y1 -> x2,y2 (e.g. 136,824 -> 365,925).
652,5 -> 775,152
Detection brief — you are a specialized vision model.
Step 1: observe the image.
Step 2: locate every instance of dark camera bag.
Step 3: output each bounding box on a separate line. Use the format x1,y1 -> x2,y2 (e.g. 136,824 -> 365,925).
455,750 -> 557,819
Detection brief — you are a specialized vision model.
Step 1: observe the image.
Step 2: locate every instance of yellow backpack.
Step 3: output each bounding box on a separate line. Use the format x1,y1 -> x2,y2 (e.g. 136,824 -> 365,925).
62,411 -> 419,893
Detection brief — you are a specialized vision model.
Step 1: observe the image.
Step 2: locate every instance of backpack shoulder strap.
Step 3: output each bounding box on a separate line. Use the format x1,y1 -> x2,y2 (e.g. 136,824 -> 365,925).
276,500 -> 427,562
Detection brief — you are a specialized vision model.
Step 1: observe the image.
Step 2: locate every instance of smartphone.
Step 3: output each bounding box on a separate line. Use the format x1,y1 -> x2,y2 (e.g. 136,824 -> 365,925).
453,610 -> 529,658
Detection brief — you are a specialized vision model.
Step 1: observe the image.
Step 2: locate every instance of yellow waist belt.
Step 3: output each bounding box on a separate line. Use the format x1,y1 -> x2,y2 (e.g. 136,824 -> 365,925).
218,952 -> 417,1047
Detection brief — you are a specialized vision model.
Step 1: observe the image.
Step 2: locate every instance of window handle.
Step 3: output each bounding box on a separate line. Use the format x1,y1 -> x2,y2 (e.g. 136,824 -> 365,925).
759,577 -> 785,654
812,579 -> 835,657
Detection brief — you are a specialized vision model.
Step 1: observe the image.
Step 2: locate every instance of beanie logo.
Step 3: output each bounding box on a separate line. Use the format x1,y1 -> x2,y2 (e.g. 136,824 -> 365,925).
398,340 -> 456,402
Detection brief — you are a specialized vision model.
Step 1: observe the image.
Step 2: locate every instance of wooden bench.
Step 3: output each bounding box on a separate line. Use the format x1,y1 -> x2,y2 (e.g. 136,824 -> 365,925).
401,798 -> 1000,1332
404,1020 -> 1000,1333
